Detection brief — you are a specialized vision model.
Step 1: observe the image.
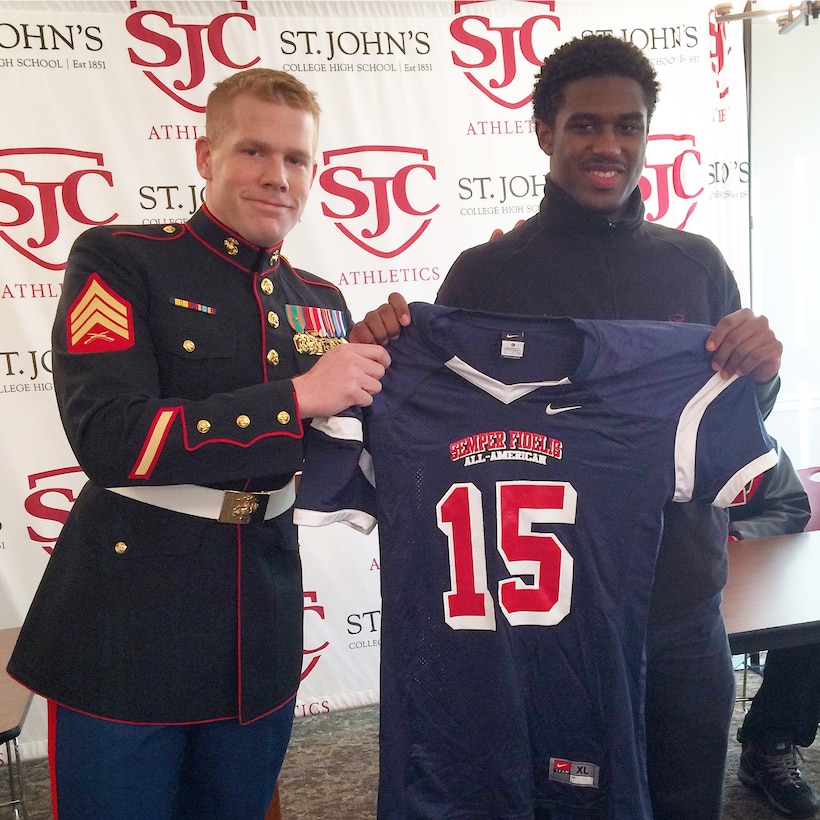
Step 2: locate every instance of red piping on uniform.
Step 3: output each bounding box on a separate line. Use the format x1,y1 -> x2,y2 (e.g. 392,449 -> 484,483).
48,699 -> 59,819
177,409 -> 305,450
288,266 -> 343,292
253,272 -> 271,382
236,524 -> 244,723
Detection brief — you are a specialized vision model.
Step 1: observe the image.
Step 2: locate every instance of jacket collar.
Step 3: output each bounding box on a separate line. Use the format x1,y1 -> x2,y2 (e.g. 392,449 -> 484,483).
538,175 -> 645,236
187,205 -> 284,274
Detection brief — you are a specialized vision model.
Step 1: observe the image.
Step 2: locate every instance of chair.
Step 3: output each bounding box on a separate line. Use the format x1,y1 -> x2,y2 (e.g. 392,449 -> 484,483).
797,466 -> 820,532
1,628 -> 33,820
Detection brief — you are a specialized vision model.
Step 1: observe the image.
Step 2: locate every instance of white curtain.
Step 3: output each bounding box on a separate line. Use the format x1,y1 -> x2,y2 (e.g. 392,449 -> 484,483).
0,0 -> 750,759
747,19 -> 820,471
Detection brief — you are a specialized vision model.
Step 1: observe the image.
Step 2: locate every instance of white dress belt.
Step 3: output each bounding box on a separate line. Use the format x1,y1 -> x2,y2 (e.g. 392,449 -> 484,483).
106,478 -> 296,524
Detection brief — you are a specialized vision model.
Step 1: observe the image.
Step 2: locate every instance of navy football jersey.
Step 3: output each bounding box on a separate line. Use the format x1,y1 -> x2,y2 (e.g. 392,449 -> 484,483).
295,303 -> 776,819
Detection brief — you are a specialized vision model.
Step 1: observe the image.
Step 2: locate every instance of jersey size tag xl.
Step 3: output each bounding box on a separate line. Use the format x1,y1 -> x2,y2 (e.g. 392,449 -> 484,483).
549,757 -> 601,789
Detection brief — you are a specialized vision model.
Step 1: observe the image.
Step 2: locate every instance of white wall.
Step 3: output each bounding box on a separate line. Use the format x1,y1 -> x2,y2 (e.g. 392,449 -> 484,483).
748,17 -> 820,468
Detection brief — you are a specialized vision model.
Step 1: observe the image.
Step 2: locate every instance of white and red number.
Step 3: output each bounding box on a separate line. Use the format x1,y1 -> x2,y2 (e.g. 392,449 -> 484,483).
436,481 -> 576,630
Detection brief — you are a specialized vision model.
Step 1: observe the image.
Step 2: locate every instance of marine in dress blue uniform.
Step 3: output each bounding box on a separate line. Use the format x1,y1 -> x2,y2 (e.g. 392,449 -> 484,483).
9,66 -> 391,820
8,205 -> 351,816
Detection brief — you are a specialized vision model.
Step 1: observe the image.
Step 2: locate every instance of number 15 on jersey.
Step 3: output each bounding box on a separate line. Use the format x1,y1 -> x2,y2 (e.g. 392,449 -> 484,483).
436,481 -> 576,631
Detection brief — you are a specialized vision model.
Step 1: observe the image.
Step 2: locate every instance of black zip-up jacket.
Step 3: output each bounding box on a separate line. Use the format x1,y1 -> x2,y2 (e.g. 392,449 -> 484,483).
729,441 -> 810,540
437,177 -> 779,624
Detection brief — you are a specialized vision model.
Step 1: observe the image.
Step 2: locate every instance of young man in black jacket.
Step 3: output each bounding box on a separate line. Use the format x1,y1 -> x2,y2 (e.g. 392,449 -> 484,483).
352,34 -> 783,820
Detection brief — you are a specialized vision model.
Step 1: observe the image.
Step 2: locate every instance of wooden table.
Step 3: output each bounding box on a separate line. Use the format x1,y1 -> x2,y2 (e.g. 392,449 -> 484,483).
1,627 -> 33,819
723,531 -> 820,656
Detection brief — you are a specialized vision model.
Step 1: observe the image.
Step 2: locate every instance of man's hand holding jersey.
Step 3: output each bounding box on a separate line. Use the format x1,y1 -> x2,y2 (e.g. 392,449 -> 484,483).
293,342 -> 391,418
706,308 -> 782,383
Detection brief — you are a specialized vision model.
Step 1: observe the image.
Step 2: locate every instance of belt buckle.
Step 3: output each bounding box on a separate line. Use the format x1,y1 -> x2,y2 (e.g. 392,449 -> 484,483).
218,490 -> 267,524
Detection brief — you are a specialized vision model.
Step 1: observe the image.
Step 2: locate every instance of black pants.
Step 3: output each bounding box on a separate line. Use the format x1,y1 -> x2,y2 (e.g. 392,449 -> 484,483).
738,643 -> 820,748
645,594 -> 735,820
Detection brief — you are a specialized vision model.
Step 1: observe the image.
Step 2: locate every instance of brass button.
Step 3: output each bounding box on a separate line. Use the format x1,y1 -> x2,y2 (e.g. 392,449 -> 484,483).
270,248 -> 280,265
236,414 -> 251,429
277,411 -> 291,425
260,278 -> 273,295
163,225 -> 176,234
196,419 -> 211,434
267,311 -> 280,328
114,541 -> 128,555
267,349 -> 280,366
182,339 -> 195,352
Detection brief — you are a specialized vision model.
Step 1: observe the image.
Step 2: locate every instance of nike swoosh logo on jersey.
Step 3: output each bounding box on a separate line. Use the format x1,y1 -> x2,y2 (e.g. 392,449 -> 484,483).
545,403 -> 582,415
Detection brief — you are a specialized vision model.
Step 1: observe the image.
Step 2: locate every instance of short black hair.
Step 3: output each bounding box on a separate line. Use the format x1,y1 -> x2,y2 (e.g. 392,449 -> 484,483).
533,34 -> 660,126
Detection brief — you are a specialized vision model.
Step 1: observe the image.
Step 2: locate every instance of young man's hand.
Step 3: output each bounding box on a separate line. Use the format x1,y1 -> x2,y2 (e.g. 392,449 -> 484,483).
349,292 -> 411,344
706,308 -> 782,383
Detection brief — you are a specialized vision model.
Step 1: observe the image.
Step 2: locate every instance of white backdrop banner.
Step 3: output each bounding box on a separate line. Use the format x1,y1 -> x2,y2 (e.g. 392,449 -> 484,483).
0,0 -> 749,759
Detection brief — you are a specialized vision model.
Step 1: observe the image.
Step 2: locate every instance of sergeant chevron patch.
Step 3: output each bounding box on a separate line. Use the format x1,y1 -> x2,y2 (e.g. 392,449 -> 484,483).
66,272 -> 134,353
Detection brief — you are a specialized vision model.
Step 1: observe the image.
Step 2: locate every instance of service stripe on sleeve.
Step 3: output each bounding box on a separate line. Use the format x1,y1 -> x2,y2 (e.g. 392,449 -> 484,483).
129,407 -> 179,479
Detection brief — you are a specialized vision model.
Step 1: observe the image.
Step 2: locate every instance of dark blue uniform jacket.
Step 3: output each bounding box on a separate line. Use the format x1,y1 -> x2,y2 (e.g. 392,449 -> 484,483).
9,206 -> 351,724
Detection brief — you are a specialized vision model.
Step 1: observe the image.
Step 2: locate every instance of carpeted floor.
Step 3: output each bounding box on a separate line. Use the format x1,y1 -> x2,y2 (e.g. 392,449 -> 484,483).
3,670 -> 818,819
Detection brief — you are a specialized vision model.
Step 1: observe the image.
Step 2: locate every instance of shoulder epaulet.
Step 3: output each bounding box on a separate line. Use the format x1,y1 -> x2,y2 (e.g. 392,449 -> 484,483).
281,256 -> 341,292
111,223 -> 187,242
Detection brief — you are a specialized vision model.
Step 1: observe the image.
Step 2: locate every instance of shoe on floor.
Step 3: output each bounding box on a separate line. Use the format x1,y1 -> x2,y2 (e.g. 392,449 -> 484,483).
738,740 -> 820,818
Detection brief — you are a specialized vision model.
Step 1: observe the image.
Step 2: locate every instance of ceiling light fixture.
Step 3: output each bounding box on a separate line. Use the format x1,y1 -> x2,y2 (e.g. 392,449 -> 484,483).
715,1 -> 820,32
